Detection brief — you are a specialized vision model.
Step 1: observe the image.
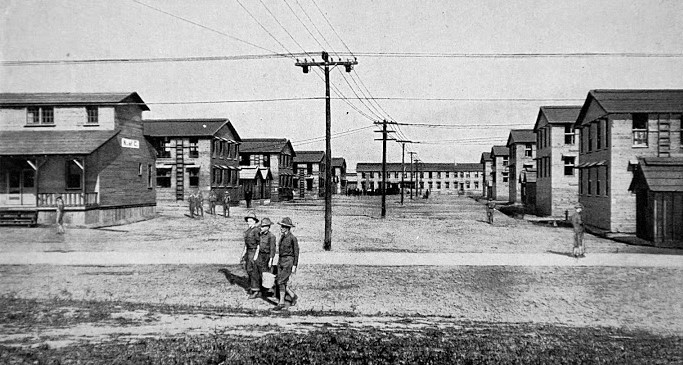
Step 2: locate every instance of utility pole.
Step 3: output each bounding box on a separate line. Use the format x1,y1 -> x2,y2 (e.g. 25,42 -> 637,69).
374,119 -> 395,218
296,52 -> 357,251
408,151 -> 416,199
397,141 -> 419,205
415,159 -> 422,198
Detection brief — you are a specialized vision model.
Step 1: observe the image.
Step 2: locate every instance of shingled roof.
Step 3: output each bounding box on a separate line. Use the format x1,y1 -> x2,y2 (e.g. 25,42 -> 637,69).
0,130 -> 120,155
143,119 -> 240,139
480,152 -> 492,163
490,145 -> 509,157
454,163 -> 483,172
332,157 -> 346,168
240,138 -> 295,155
576,89 -> 683,127
630,157 -> 683,192
0,92 -> 149,111
507,129 -> 536,146
534,106 -> 582,131
294,151 -> 325,163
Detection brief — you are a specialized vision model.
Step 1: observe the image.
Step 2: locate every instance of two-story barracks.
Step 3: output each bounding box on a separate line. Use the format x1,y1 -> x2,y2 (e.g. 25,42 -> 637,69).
0,92 -> 157,227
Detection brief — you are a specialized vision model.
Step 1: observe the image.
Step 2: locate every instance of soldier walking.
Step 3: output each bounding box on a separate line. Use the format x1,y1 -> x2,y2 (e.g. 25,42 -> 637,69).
256,218 -> 276,297
486,197 -> 496,224
241,211 -> 261,299
274,217 -> 299,311
195,190 -> 204,218
222,192 -> 231,218
571,203 -> 585,258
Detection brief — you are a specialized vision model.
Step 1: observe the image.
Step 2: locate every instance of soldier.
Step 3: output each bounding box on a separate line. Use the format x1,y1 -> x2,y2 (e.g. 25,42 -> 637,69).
256,218 -> 277,296
273,217 -> 299,311
55,196 -> 65,234
571,203 -> 585,258
208,190 -> 217,215
245,187 -> 253,209
486,197 -> 496,224
222,192 -> 231,218
188,192 -> 195,218
241,211 -> 261,299
196,190 -> 204,218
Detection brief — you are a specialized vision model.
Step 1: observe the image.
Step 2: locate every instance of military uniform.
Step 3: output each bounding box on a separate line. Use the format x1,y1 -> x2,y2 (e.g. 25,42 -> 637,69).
486,200 -> 496,224
243,223 -> 261,293
571,207 -> 585,257
256,219 -> 277,294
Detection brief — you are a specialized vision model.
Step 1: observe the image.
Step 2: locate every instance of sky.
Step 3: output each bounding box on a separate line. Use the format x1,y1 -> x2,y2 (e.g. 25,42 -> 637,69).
1,0 -> 682,170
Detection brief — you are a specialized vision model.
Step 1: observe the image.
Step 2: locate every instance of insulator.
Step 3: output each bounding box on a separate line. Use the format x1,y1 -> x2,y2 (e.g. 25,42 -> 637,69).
303,66 -> 309,73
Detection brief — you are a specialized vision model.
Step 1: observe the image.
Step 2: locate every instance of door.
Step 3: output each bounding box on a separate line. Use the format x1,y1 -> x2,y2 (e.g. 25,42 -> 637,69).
6,171 -> 21,205
21,169 -> 36,206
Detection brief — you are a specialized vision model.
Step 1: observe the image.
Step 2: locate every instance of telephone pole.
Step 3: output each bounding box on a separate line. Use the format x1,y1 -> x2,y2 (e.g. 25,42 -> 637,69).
396,140 -> 419,205
408,151 -> 417,199
374,119 -> 395,217
415,159 -> 422,198
296,52 -> 357,251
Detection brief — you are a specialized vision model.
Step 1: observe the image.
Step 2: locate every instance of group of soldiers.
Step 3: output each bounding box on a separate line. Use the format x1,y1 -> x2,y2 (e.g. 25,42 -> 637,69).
485,197 -> 585,258
188,190 -> 231,218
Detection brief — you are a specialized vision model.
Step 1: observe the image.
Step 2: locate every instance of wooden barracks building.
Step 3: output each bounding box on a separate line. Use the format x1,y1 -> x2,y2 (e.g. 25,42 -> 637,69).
490,145 -> 510,201
239,138 -> 295,202
356,162 -> 483,195
0,92 -> 156,227
293,150 -> 326,199
142,118 -> 241,203
575,89 -> 683,246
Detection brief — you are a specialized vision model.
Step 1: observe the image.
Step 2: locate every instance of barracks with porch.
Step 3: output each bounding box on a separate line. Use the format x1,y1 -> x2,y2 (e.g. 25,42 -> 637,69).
239,138 -> 295,202
0,92 -> 156,227
355,162 -> 484,195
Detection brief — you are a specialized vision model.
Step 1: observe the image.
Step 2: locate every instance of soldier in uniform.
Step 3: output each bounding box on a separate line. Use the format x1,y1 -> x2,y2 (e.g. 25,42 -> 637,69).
274,217 -> 299,311
55,196 -> 65,234
571,203 -> 585,258
195,190 -> 204,218
188,192 -> 195,218
256,218 -> 277,297
222,192 -> 231,218
486,197 -> 496,224
241,211 -> 261,299
208,190 -> 217,215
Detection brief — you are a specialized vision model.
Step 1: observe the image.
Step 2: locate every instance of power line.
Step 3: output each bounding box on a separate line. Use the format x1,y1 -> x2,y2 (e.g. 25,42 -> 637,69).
341,52 -> 683,59
392,122 -> 531,128
309,0 -> 355,57
0,54 -> 303,66
235,0 -> 295,57
130,0 -> 278,54
283,0 -> 325,50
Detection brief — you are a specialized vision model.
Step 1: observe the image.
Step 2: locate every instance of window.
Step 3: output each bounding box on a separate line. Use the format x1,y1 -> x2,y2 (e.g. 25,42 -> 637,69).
148,164 -> 153,188
445,172 -> 449,178
466,172 -> 470,178
65,160 -> 83,190
420,172 -> 424,178
596,167 -> 601,196
189,138 -> 199,158
138,163 -> 143,176
466,181 -> 470,189
86,106 -> 98,124
240,153 -> 250,166
395,172 -> 399,179
154,139 -> 171,158
524,143 -> 533,157
632,113 -> 648,147
579,169 -> 584,195
459,183 -> 464,191
605,166 -> 609,196
305,180 -> 312,191
474,181 -> 479,189
445,182 -> 450,189
587,168 -> 593,195
538,158 -> 543,178
26,106 -> 54,125
563,157 -> 575,176
565,125 -> 575,145
428,182 -> 433,190
596,120 -> 602,149
588,124 -> 593,152
156,168 -> 172,188
436,172 -> 441,179
293,164 -> 298,174
307,164 -> 313,175
361,172 -> 366,179
428,172 -> 433,179
502,157 -> 509,167
502,172 -> 509,183
436,182 -> 441,189
262,154 -> 270,168
419,182 -> 424,189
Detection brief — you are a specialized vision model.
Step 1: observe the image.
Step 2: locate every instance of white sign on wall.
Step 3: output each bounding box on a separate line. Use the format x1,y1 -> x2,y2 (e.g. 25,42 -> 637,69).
121,138 -> 140,149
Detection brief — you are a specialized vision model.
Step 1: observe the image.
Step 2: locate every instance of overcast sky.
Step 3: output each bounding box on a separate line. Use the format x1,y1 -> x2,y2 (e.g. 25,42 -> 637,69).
2,0 -> 682,169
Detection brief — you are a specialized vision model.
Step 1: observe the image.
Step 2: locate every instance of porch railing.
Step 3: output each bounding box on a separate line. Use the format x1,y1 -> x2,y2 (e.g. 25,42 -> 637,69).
38,192 -> 99,207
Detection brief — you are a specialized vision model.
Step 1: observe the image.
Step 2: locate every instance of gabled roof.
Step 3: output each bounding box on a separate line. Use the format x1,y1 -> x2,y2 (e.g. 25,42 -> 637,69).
534,106 -> 582,131
576,89 -> 683,127
294,150 -> 325,163
240,138 -> 294,155
0,130 -> 120,155
143,119 -> 240,140
506,129 -> 536,146
490,145 -> 509,157
0,92 -> 149,111
630,157 -> 683,192
239,166 -> 271,180
521,169 -> 537,183
332,157 -> 346,168
480,152 -> 492,163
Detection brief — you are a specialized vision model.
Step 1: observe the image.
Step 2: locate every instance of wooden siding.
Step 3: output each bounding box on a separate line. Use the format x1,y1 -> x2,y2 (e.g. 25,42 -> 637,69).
0,106 -> 115,131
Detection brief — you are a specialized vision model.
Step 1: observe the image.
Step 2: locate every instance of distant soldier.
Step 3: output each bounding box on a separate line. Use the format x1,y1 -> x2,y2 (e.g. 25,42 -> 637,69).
486,197 -> 496,224
245,187 -> 253,209
222,192 -> 231,218
55,196 -> 65,234
188,192 -> 195,218
208,190 -> 217,215
571,203 -> 585,258
196,190 -> 204,218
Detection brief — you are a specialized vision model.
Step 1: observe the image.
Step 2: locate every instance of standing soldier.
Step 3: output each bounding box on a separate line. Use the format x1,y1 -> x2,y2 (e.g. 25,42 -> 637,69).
208,190 -> 217,215
245,187 -> 253,209
188,192 -> 195,218
222,192 -> 231,218
571,203 -> 585,258
196,190 -> 204,218
274,217 -> 299,311
241,211 -> 261,299
486,197 -> 496,224
256,218 -> 277,297
55,196 -> 65,234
